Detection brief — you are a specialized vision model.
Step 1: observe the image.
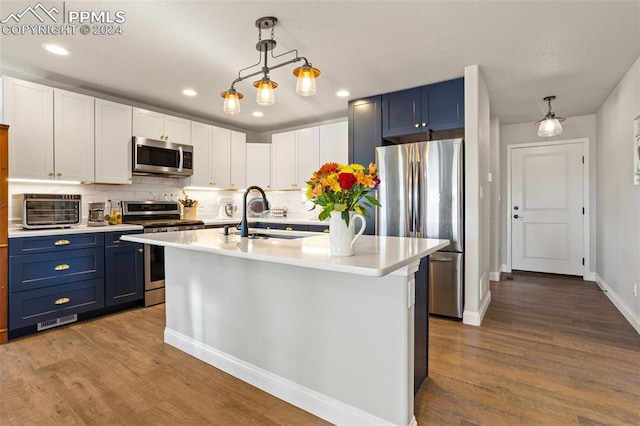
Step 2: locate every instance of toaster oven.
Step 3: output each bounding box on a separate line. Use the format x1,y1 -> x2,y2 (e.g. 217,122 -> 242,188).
22,194 -> 82,229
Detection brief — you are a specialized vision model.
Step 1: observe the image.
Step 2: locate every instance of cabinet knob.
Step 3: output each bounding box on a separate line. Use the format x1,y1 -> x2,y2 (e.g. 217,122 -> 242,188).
211,182 -> 215,186
422,122 -> 427,127
323,228 -> 330,233
138,248 -> 143,253
57,172 -> 62,177
414,123 -> 420,128
285,227 -> 293,231
49,172 -> 55,177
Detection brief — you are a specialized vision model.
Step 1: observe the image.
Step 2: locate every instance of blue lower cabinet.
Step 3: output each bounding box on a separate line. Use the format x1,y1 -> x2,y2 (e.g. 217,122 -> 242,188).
105,240 -> 144,306
10,247 -> 104,292
9,233 -> 104,255
9,278 -> 105,330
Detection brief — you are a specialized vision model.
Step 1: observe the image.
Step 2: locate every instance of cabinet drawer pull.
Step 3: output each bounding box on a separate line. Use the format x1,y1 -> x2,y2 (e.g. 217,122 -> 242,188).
54,297 -> 70,305
138,248 -> 143,253
323,229 -> 330,233
285,227 -> 293,231
414,123 -> 420,128
54,239 -> 70,246
54,264 -> 70,271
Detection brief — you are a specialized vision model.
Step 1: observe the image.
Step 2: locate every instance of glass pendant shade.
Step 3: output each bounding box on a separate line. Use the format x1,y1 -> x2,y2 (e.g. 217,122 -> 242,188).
254,77 -> 277,106
537,118 -> 563,137
221,90 -> 243,114
293,66 -> 319,96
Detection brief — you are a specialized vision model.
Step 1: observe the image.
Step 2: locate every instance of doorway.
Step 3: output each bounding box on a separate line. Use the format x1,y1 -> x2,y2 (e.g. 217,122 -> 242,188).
506,139 -> 590,278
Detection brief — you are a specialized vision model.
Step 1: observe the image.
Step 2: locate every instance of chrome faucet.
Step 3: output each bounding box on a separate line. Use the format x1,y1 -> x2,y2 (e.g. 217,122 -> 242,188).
240,186 -> 270,237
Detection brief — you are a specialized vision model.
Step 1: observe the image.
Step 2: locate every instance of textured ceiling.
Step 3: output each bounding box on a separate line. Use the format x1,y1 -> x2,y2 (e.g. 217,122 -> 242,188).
1,1 -> 639,132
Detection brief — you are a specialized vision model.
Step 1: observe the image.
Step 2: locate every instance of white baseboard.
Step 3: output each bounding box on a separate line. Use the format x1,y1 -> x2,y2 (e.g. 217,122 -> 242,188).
595,274 -> 640,335
463,290 -> 492,326
489,271 -> 501,282
501,264 -> 510,273
164,328 -> 399,426
584,271 -> 596,282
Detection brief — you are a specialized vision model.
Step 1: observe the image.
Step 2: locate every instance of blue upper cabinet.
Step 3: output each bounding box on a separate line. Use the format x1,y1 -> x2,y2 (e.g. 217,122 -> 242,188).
382,78 -> 464,138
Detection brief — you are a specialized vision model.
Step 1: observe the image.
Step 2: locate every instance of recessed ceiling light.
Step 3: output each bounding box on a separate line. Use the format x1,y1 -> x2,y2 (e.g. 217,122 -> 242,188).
42,44 -> 69,56
182,89 -> 197,97
335,90 -> 350,98
252,111 -> 264,117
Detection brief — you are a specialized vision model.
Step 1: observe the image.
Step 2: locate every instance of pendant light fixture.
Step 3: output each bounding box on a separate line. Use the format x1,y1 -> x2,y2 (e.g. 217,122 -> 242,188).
220,16 -> 320,114
535,96 -> 565,137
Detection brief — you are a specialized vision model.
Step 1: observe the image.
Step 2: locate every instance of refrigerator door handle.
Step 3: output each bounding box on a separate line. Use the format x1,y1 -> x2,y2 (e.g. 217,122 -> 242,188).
414,155 -> 421,237
408,161 -> 414,235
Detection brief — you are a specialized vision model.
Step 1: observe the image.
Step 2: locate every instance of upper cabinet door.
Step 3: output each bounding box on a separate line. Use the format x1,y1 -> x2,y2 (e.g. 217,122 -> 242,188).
210,126 -> 231,188
2,77 -> 54,180
271,131 -> 297,190
422,78 -> 464,132
163,115 -> 191,144
53,89 -> 95,182
95,99 -> 132,184
132,108 -> 165,140
230,131 -> 246,189
382,88 -> 422,138
296,126 -> 320,189
189,121 -> 213,187
319,121 -> 348,166
246,144 -> 271,189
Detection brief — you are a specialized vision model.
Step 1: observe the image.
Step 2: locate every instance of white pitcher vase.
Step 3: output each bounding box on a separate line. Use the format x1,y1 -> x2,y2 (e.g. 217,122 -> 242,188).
329,211 -> 366,257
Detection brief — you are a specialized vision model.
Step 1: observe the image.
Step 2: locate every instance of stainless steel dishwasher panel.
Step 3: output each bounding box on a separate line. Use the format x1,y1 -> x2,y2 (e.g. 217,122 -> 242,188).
429,251 -> 463,319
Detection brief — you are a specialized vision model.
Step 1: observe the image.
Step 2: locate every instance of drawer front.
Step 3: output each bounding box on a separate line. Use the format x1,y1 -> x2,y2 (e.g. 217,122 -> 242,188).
309,224 -> 330,233
9,278 -> 105,330
10,247 -> 104,292
105,230 -> 143,246
10,233 -> 104,255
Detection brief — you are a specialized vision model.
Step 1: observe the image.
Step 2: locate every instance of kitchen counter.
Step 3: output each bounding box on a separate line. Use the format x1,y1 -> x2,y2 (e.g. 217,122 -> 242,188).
122,228 -> 448,425
8,223 -> 143,238
200,215 -> 328,227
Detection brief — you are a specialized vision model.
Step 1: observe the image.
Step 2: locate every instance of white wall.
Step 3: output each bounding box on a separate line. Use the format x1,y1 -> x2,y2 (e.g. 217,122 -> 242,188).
595,56 -> 640,332
500,114 -> 597,275
463,65 -> 492,326
489,117 -> 502,280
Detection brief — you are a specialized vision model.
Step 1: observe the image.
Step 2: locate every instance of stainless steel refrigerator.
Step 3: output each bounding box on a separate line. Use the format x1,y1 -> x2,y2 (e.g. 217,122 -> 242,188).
376,139 -> 464,319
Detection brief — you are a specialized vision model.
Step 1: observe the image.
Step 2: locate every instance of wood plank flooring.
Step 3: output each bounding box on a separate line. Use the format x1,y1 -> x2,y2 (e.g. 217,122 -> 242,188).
1,272 -> 638,425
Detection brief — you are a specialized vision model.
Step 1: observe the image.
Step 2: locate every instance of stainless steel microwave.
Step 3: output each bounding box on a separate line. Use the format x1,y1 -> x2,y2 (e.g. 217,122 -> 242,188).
132,137 -> 193,177
22,194 -> 82,229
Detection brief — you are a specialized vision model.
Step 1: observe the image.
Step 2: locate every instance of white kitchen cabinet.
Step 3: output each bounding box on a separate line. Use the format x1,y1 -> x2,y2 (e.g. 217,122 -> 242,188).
54,89 -> 95,182
132,107 -> 190,143
230,131 -> 247,189
319,121 -> 348,165
271,127 -> 319,190
187,123 -> 246,190
95,99 -> 133,184
246,144 -> 271,189
2,77 -> 54,180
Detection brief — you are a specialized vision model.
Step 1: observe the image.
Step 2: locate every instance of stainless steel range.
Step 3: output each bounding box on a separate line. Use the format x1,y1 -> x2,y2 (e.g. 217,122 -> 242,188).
122,200 -> 204,306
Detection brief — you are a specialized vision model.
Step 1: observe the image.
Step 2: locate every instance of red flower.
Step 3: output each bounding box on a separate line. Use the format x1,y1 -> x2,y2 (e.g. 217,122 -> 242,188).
338,172 -> 357,190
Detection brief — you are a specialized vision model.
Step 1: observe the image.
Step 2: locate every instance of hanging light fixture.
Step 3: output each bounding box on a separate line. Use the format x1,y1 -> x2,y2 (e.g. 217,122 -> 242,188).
220,16 -> 320,114
535,96 -> 565,137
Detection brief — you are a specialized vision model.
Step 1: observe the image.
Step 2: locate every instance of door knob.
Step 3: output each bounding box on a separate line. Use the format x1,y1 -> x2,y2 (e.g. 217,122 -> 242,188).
513,214 -> 524,219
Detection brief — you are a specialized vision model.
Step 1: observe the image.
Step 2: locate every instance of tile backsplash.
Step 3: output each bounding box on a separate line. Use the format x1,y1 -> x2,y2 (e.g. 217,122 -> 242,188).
9,176 -> 319,221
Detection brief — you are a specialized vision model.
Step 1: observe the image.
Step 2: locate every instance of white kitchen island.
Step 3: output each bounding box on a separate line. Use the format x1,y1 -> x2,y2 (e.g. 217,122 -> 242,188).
122,229 -> 449,426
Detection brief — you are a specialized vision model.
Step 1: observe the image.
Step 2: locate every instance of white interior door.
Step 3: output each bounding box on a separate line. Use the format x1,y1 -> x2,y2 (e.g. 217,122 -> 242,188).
511,142 -> 584,275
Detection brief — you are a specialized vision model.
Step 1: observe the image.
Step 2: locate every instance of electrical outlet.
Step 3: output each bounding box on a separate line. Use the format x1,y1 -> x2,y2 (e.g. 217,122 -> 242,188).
633,282 -> 638,297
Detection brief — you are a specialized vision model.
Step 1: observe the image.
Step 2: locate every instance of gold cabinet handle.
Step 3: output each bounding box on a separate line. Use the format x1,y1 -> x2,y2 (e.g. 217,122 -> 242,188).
138,248 -> 143,253
54,239 -> 70,246
57,172 -> 62,177
285,227 -> 293,231
54,264 -> 70,271
55,297 -> 70,305
323,229 -> 330,233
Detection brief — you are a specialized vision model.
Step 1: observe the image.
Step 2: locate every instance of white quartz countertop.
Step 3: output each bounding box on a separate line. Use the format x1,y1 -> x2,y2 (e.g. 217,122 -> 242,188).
201,215 -> 328,227
8,223 -> 143,238
121,228 -> 449,277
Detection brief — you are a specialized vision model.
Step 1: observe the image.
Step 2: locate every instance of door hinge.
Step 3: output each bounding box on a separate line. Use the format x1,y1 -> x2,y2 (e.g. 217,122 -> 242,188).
582,258 -> 585,265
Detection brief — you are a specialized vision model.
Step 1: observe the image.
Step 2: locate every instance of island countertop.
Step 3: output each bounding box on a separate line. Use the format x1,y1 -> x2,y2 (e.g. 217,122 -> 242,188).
121,228 -> 449,277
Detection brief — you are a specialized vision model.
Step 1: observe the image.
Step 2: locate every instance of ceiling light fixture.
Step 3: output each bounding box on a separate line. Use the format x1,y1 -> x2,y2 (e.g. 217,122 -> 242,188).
252,111 -> 264,117
42,43 -> 69,56
535,95 -> 565,137
182,89 -> 197,97
220,16 -> 320,114
335,90 -> 350,98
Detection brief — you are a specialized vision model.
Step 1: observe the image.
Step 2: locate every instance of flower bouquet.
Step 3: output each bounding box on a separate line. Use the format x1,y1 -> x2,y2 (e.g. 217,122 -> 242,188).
306,162 -> 381,226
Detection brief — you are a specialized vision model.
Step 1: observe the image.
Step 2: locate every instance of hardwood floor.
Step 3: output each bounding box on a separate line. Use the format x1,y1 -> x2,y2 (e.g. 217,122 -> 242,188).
418,272 -> 640,425
1,272 -> 638,425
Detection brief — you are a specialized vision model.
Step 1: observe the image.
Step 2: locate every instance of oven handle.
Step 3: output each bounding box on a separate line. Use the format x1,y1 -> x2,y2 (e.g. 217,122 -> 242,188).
177,146 -> 183,172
